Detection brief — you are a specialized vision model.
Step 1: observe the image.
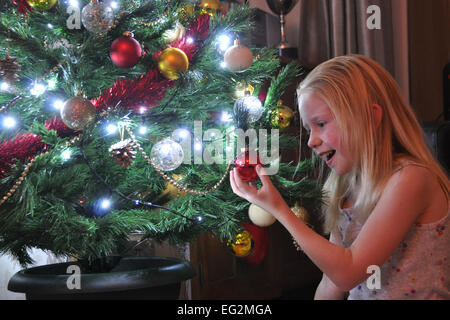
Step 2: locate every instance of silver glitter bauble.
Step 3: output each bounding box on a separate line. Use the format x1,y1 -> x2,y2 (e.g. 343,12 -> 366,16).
150,138 -> 184,171
233,95 -> 263,123
81,1 -> 114,34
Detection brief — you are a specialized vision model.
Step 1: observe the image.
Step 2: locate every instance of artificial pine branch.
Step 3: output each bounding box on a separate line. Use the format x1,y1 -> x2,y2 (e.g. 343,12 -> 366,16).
0,1 -> 323,265
264,62 -> 304,109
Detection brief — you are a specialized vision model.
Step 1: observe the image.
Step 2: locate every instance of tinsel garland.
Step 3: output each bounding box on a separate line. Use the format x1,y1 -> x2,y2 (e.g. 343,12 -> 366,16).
91,68 -> 173,112
0,14 -> 211,177
44,115 -> 77,138
0,133 -> 46,178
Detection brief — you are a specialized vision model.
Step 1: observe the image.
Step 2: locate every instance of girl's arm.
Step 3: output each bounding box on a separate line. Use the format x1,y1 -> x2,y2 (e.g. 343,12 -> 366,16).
315,274 -> 346,300
314,230 -> 347,300
230,165 -> 432,292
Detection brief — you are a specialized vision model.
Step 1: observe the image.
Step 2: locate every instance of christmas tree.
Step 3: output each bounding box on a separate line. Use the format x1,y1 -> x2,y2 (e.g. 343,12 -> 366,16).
0,0 -> 323,266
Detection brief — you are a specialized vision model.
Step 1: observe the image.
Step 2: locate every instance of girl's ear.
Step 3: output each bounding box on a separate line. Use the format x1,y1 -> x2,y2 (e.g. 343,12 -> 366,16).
373,104 -> 383,128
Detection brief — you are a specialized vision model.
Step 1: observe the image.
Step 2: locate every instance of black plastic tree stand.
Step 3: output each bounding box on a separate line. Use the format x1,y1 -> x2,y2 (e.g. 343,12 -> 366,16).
8,256 -> 196,300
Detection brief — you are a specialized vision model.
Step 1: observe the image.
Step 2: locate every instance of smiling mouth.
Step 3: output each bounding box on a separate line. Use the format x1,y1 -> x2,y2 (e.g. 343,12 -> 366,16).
327,150 -> 336,161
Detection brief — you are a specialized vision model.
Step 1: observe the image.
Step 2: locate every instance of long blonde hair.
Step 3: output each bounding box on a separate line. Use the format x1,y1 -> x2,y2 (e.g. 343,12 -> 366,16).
297,54 -> 450,233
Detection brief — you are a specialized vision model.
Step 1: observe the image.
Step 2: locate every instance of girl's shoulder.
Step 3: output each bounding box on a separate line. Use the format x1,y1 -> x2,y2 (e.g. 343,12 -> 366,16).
392,153 -> 428,172
390,154 -> 439,194
391,154 -> 449,224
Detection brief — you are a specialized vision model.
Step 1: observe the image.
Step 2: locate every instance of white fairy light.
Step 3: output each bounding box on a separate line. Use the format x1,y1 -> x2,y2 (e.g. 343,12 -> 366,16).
3,116 -> 16,129
174,128 -> 190,140
221,111 -> 233,122
194,142 -> 202,151
0,82 -> 9,91
100,198 -> 111,210
109,1 -> 119,9
61,149 -> 71,160
106,123 -> 117,135
138,126 -> 147,135
139,106 -> 147,114
53,99 -> 64,110
47,79 -> 57,90
68,0 -> 79,7
217,34 -> 232,51
30,83 -> 46,96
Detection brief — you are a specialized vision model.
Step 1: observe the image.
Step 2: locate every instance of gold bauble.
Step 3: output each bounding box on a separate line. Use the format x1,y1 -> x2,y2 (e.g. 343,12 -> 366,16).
232,82 -> 254,100
200,0 -> 220,10
164,174 -> 187,198
291,204 -> 310,251
224,40 -> 253,72
158,48 -> 189,80
292,205 -> 308,221
228,230 -> 253,258
60,96 -> 96,130
26,0 -> 57,10
270,103 -> 295,130
248,204 -> 276,227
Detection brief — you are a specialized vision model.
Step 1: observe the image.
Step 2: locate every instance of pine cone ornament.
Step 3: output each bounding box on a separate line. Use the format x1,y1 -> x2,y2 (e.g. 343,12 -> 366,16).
0,54 -> 20,86
109,139 -> 137,168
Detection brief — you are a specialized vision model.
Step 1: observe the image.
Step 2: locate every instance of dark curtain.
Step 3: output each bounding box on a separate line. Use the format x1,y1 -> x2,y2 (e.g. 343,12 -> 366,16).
297,0 -> 395,77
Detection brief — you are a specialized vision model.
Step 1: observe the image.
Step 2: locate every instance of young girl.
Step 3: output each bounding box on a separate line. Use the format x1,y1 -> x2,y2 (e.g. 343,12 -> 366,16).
230,54 -> 449,300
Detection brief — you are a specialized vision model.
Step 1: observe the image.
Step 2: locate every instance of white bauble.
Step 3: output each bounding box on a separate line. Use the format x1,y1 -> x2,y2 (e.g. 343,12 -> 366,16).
248,204 -> 276,227
223,40 -> 253,72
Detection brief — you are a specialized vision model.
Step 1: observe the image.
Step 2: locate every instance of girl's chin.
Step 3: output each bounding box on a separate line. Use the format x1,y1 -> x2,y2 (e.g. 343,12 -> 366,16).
327,158 -> 353,176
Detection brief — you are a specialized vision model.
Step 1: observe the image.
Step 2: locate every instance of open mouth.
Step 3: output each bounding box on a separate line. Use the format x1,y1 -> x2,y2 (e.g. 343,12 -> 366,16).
325,150 -> 336,162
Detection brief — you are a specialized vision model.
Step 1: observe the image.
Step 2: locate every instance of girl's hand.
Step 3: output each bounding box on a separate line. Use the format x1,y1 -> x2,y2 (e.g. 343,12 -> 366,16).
229,164 -> 289,218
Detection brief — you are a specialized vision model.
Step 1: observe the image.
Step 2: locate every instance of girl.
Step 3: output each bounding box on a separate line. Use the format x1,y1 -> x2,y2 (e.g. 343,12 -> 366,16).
230,55 -> 449,300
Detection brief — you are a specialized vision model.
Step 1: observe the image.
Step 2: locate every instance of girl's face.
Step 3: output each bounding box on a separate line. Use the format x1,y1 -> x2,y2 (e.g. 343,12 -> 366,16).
298,92 -> 354,176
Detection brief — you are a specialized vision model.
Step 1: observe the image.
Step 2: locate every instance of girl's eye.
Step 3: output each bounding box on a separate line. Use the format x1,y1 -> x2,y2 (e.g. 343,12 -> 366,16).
317,122 -> 325,128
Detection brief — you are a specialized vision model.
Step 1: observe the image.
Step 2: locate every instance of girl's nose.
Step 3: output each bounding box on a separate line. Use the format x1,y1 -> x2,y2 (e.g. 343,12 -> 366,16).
307,132 -> 321,149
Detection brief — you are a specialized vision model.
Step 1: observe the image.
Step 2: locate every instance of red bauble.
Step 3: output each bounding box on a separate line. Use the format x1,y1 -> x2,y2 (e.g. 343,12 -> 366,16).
110,34 -> 142,68
234,150 -> 261,182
